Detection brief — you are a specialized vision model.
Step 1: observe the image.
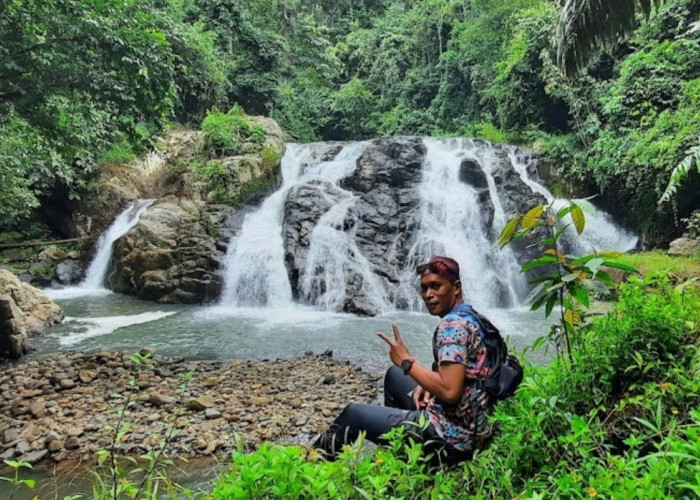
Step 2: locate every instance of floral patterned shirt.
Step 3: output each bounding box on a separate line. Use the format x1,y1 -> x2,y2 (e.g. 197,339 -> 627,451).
426,303 -> 496,450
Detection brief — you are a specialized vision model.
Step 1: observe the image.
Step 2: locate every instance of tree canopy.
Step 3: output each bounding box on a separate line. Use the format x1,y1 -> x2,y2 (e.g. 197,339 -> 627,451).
1,0 -> 698,244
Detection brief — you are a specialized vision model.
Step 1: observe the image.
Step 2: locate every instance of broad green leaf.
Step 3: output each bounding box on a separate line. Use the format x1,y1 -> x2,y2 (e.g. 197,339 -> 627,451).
522,205 -> 544,228
581,279 -> 610,295
531,335 -> 547,351
555,205 -> 571,220
569,284 -> 590,307
498,216 -> 521,247
561,273 -> 579,282
522,255 -> 559,272
524,282 -> 547,304
531,293 -> 548,311
545,292 -> 558,317
601,259 -> 638,273
570,203 -> 585,234
584,257 -> 604,274
596,270 -> 615,286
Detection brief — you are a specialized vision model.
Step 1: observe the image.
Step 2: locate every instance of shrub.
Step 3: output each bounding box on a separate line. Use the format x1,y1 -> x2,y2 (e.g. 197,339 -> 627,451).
201,106 -> 266,157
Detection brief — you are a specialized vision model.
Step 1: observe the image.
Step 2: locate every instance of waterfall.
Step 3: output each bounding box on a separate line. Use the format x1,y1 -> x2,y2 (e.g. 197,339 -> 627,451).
396,138 -> 526,311
81,200 -> 154,289
219,143 -> 367,307
219,138 -> 637,313
505,147 -> 638,253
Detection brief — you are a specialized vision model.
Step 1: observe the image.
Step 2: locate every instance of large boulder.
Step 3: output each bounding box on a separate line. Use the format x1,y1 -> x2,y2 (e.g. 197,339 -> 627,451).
667,236 -> 700,256
108,196 -> 228,303
282,137 -> 425,315
0,269 -> 63,358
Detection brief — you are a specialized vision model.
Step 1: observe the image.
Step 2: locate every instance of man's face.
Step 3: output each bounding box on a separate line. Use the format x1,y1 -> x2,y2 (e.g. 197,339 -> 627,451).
420,272 -> 461,317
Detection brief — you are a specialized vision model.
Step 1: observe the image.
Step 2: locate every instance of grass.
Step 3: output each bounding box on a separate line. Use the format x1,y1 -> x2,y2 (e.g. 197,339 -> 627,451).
617,250 -> 700,282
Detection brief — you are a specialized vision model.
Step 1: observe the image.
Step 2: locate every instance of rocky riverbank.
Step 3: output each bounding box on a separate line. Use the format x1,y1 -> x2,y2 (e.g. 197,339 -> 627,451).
0,349 -> 380,468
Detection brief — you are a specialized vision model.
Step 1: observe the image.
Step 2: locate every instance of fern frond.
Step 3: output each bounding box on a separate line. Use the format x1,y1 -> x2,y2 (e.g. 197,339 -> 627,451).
658,139 -> 700,205
556,0 -> 668,76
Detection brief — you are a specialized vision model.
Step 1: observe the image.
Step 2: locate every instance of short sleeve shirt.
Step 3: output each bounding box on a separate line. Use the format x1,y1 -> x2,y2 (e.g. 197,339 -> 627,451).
426,303 -> 496,450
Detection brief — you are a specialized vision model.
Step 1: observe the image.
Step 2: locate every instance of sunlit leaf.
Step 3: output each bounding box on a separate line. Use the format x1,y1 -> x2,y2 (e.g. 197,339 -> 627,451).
556,205 -> 571,220
498,216 -> 521,247
570,203 -> 585,234
564,308 -> 581,325
584,257 -> 604,274
544,248 -> 566,262
522,205 -> 544,228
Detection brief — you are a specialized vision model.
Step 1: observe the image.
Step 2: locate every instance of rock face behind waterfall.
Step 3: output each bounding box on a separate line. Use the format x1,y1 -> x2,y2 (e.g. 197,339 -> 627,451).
282,138 -> 425,315
108,196 -> 227,303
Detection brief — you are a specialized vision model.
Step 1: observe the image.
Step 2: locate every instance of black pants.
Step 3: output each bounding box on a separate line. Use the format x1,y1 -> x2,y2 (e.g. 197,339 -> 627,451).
312,366 -> 471,465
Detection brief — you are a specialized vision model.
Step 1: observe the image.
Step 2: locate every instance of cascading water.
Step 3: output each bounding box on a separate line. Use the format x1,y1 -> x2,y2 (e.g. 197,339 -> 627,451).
396,138 -> 526,311
220,143 -> 368,307
81,199 -> 154,289
505,147 -> 638,253
219,138 -> 637,313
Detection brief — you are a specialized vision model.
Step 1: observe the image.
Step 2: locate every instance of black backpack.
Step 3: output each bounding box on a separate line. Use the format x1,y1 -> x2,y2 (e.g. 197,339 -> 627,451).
433,305 -> 523,400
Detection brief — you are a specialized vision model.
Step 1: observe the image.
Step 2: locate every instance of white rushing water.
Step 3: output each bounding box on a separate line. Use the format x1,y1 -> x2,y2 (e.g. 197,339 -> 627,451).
506,147 -> 638,253
220,143 -> 370,307
81,199 -> 154,289
396,138 -> 526,311
219,139 -> 638,314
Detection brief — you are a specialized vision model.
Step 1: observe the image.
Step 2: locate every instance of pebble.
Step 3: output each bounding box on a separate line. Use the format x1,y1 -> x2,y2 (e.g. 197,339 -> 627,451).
0,350 -> 380,468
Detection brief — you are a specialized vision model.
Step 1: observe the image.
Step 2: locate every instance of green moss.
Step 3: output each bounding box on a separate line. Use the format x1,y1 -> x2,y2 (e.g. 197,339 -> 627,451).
201,106 -> 267,157
261,146 -> 282,169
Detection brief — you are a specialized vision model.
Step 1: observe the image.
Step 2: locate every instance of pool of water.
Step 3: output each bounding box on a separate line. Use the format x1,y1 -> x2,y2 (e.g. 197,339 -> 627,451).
36,288 -> 557,373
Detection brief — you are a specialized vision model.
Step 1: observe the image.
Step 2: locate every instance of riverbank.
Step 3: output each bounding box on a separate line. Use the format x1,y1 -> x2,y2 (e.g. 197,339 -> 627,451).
0,349 -> 380,470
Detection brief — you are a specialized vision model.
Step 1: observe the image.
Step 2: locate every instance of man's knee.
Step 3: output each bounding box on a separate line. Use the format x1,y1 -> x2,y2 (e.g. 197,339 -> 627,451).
384,365 -> 404,390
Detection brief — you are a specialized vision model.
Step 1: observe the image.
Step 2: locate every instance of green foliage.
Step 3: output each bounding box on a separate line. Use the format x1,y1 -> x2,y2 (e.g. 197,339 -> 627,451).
0,459 -> 35,499
201,107 -> 265,157
97,140 -> 136,167
207,276 -> 700,499
498,199 -> 638,363
261,146 -> 283,170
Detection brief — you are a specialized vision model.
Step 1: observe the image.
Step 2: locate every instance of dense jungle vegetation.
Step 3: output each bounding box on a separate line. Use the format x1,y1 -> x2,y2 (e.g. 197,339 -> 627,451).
1,0 -> 698,246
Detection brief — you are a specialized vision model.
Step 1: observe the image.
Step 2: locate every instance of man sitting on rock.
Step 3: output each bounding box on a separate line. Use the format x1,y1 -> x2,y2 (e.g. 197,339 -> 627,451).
312,256 -> 497,465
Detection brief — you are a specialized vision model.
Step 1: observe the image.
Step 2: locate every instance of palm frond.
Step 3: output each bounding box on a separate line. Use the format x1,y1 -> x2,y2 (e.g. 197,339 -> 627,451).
556,0 -> 667,75
658,138 -> 700,205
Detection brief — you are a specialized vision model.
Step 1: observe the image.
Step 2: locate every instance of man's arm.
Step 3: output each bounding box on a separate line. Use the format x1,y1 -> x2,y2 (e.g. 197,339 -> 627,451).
406,361 -> 465,405
378,323 -> 466,405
